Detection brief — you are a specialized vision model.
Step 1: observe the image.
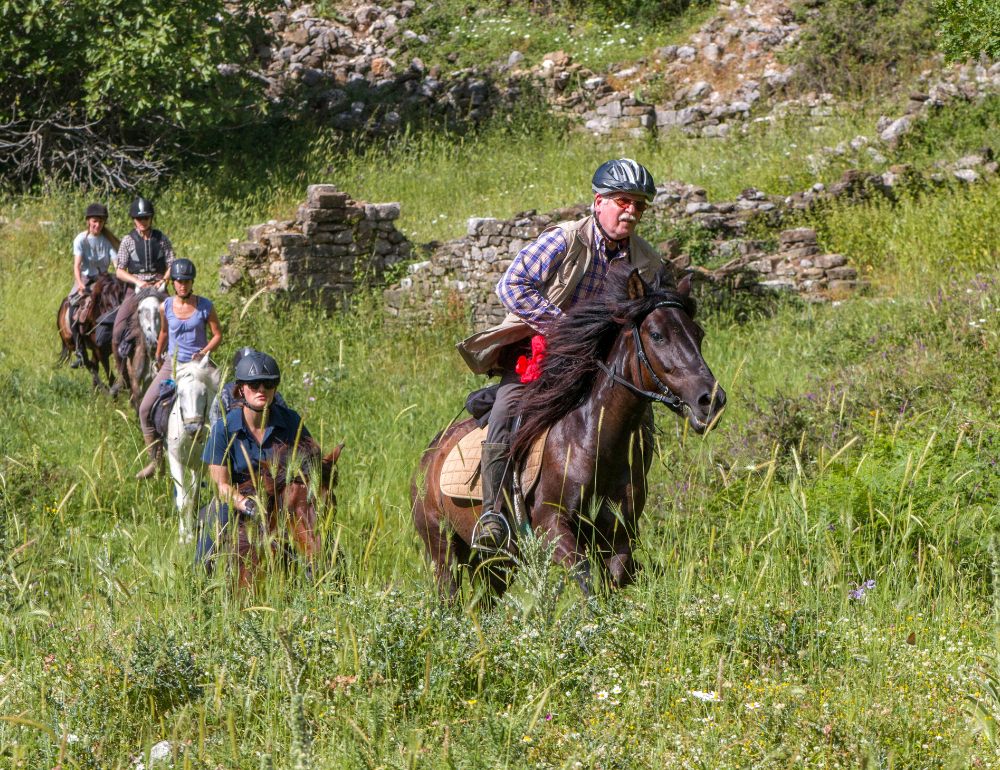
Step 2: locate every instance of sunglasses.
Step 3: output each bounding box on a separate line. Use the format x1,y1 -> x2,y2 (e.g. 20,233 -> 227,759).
605,196 -> 648,214
243,380 -> 277,391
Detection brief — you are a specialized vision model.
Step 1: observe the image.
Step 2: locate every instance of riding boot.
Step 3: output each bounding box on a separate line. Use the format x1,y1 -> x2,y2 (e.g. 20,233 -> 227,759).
70,323 -> 85,368
136,435 -> 163,480
471,442 -> 513,552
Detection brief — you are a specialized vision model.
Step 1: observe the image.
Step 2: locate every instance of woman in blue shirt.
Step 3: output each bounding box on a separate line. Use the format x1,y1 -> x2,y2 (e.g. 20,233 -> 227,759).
197,351 -> 311,568
136,259 -> 223,478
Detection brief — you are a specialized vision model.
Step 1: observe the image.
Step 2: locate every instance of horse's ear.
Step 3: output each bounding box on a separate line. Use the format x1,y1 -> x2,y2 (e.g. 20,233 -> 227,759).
323,443 -> 345,466
626,269 -> 645,301
677,273 -> 693,297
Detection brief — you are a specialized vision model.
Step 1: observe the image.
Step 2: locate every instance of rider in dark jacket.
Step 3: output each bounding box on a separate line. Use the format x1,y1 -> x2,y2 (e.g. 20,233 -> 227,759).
197,351 -> 307,569
208,346 -> 287,429
111,197 -> 175,365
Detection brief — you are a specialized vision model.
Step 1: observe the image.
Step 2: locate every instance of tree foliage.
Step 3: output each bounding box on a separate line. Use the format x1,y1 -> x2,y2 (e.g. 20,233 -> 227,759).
0,0 -> 277,189
936,0 -> 1000,62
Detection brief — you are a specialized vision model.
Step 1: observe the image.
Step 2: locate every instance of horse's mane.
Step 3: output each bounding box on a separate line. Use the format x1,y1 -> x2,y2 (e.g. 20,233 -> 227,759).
510,264 -> 696,465
176,360 -> 220,387
91,273 -> 126,317
268,437 -> 336,491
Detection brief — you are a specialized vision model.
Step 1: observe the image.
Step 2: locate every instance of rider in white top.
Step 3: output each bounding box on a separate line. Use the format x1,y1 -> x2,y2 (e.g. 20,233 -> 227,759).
69,203 -> 119,368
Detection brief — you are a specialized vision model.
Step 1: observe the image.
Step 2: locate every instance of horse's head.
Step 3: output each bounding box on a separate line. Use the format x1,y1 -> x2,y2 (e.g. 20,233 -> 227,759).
175,357 -> 221,440
267,440 -> 344,560
136,295 -> 161,350
621,268 -> 725,433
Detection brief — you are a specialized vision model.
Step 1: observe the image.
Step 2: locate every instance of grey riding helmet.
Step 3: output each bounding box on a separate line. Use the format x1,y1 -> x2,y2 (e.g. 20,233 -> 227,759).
234,351 -> 281,387
169,258 -> 196,281
232,346 -> 258,371
129,197 -> 155,218
592,158 -> 656,202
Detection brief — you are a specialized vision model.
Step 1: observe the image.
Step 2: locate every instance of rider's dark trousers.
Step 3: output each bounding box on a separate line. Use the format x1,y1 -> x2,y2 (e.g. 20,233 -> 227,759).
485,339 -> 531,445
111,285 -> 138,357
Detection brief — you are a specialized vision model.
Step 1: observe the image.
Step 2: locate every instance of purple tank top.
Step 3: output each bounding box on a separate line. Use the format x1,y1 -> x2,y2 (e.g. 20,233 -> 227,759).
165,296 -> 212,362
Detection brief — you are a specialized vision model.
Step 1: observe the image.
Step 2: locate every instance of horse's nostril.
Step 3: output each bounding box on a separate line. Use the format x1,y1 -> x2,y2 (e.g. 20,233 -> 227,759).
698,392 -> 713,409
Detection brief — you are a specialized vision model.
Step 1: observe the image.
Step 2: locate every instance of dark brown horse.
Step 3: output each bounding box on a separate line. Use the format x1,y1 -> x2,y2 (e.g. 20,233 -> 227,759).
221,438 -> 343,591
57,273 -> 127,392
412,266 -> 726,600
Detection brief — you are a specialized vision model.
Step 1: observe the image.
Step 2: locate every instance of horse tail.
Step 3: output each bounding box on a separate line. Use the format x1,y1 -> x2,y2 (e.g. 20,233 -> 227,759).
56,299 -> 72,366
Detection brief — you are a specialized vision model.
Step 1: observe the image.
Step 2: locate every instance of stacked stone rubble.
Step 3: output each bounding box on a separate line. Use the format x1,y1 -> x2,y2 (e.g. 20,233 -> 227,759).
747,229 -> 862,294
218,185 -> 409,309
383,205 -> 589,329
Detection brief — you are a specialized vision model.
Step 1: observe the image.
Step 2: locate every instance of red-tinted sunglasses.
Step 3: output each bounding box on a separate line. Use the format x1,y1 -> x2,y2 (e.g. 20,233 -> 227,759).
605,195 -> 649,214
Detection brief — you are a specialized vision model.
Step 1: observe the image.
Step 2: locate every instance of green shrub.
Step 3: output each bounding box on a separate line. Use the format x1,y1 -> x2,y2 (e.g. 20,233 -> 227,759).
0,0 -> 276,189
792,0 -> 936,98
936,0 -> 1000,62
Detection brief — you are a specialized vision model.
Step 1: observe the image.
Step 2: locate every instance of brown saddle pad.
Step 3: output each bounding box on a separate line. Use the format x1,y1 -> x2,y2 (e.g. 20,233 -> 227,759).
439,425 -> 550,500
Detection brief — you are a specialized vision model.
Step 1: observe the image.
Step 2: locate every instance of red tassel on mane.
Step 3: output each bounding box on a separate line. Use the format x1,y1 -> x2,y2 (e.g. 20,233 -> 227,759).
516,335 -> 548,384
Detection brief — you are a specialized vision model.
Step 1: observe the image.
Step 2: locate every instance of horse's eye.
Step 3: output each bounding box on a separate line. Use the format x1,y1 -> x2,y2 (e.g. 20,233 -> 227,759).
650,331 -> 663,342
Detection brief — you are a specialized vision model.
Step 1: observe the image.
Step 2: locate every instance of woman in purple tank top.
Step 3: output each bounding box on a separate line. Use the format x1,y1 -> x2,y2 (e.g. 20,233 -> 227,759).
137,259 -> 223,479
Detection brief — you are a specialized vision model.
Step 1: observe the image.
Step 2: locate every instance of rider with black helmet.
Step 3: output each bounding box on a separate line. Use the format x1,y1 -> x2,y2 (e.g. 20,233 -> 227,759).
198,351 -> 311,568
111,197 -> 176,368
208,346 -> 287,428
68,203 -> 121,368
135,258 -> 223,479
455,158 -> 663,552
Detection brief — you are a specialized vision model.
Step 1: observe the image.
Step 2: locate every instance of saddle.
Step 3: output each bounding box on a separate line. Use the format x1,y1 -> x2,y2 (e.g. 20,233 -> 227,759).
439,425 -> 550,500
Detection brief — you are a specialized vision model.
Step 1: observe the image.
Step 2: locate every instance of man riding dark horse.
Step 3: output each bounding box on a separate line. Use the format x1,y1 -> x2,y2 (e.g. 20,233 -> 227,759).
68,203 -> 120,369
111,197 -> 176,384
455,158 -> 662,552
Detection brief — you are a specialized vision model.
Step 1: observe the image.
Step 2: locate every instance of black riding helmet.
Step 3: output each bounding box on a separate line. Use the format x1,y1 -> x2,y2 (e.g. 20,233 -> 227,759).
170,258 -> 196,281
85,203 -> 109,219
234,351 -> 281,386
129,197 -> 155,218
592,158 -> 656,202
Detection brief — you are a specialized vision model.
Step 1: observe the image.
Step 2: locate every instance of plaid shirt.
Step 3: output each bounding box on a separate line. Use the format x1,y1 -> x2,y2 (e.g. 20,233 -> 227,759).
115,232 -> 176,282
497,221 -> 629,331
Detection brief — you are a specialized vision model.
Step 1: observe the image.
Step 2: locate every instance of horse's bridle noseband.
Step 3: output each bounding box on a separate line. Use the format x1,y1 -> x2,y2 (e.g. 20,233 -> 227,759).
595,300 -> 688,413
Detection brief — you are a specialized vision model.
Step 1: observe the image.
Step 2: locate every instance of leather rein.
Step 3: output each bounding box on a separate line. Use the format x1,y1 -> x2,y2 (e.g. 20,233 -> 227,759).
595,300 -> 688,414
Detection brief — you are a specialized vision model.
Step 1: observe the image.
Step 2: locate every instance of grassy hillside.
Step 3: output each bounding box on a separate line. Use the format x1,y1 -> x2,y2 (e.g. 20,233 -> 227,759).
4,1 -> 1000,767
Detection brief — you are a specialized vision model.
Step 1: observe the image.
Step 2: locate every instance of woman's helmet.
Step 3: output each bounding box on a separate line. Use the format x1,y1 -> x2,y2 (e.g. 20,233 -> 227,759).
591,158 -> 656,202
129,198 -> 155,218
234,351 -> 281,386
170,259 -> 196,281
85,203 -> 109,219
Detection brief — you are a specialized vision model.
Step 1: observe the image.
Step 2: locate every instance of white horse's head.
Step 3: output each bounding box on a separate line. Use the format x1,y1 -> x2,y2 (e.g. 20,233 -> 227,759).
137,296 -> 161,350
174,357 -> 221,441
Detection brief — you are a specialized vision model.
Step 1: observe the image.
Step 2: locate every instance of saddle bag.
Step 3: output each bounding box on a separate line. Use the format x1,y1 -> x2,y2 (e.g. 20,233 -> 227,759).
150,378 -> 177,437
93,309 -> 117,350
465,383 -> 500,429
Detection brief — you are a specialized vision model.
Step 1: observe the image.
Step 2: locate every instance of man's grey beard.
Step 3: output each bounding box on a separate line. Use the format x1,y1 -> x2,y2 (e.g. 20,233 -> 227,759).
618,213 -> 637,223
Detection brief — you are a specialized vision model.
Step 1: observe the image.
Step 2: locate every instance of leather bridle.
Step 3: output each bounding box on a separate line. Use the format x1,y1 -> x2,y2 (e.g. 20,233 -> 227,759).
595,300 -> 689,414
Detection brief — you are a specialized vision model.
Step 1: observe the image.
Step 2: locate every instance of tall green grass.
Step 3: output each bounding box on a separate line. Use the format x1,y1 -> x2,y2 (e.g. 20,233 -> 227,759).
5,92 -> 1000,767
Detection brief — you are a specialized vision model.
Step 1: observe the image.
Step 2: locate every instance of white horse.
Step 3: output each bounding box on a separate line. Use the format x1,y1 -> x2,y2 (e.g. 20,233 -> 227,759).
166,357 -> 221,542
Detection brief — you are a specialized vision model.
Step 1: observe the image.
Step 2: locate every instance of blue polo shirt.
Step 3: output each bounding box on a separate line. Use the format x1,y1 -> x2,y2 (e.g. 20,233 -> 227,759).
202,403 -> 311,486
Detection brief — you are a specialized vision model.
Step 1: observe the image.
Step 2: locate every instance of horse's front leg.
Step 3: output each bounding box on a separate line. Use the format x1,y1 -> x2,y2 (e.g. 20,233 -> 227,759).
533,490 -> 593,596
166,450 -> 192,543
605,483 -> 644,589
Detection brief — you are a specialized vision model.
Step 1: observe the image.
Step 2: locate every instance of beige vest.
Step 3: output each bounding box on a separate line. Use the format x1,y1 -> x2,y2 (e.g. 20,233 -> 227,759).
456,215 -> 662,375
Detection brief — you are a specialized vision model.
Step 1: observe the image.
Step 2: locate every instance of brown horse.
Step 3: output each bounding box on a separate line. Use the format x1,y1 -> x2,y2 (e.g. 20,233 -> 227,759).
214,438 -> 343,591
412,266 -> 726,601
57,273 -> 127,392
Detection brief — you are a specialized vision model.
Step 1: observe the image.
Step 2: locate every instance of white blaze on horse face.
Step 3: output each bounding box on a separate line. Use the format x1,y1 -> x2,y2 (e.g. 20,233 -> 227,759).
137,296 -> 161,349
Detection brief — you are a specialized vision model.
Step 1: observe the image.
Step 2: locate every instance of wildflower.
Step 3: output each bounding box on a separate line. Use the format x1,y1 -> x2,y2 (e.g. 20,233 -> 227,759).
689,690 -> 720,702
522,736 -> 531,743
745,702 -> 762,710
596,691 -> 609,700
849,579 -> 876,601
611,685 -> 622,694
